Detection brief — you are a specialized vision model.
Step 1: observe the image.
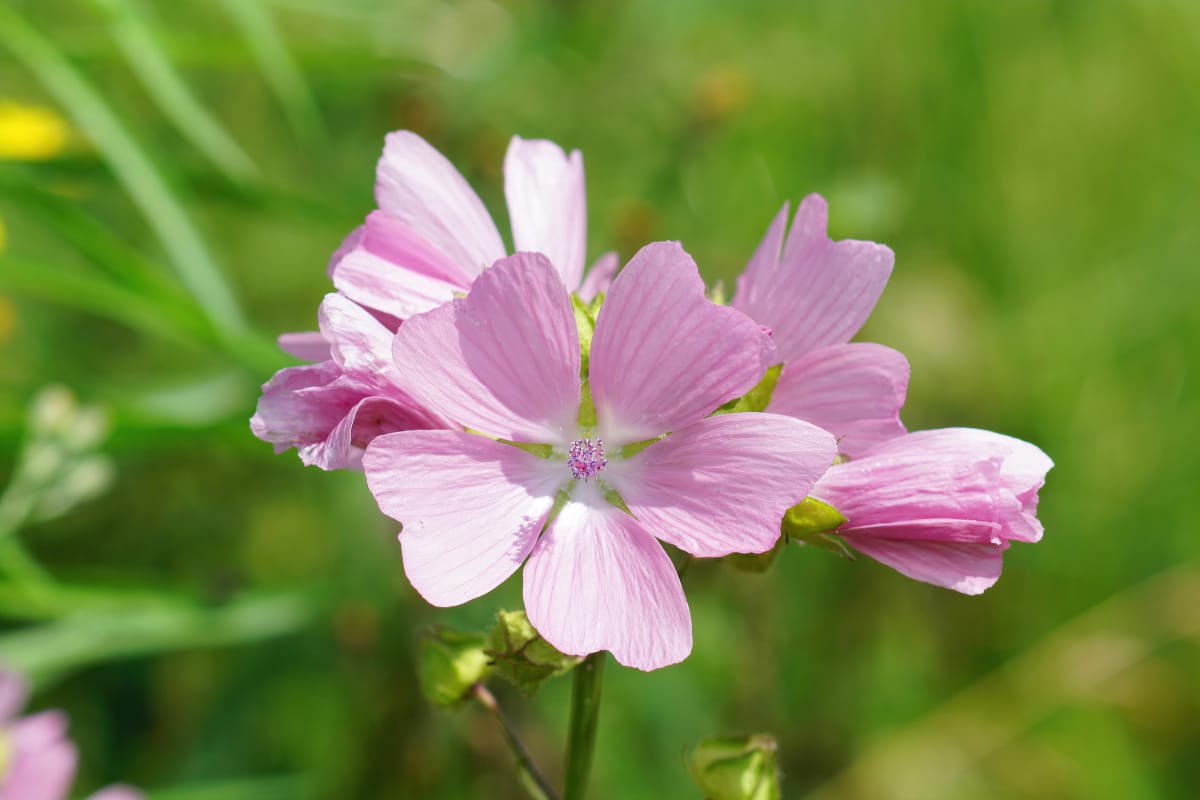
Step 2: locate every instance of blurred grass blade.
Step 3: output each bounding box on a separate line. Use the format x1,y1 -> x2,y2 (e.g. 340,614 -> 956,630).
0,590 -> 316,685
91,0 -> 261,185
215,0 -> 326,142
0,6 -> 248,334
149,776 -> 313,800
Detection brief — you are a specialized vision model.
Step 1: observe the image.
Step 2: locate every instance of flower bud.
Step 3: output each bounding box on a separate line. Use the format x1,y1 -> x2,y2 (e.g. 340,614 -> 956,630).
686,734 -> 781,800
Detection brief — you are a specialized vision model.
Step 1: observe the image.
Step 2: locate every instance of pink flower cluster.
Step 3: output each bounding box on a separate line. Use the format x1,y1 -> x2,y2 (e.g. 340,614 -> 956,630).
252,132 -> 1052,671
0,670 -> 142,800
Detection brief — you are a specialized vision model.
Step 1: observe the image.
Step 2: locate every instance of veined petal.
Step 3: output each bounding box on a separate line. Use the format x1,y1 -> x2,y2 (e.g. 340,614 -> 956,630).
504,136 -> 587,291
277,331 -> 330,362
844,537 -> 1005,595
251,362 -> 354,455
523,485 -> 691,671
300,396 -> 445,471
732,194 -> 894,363
768,342 -> 909,457
391,252 -> 581,443
607,413 -> 836,557
364,431 -> 563,607
331,211 -> 470,320
590,242 -> 774,445
375,131 -> 506,277
577,251 -> 619,302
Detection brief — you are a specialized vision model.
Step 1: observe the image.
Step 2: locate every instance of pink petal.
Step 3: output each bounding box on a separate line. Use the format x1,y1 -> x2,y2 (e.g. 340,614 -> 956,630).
375,131 -> 506,277
277,331 -> 330,362
3,711 -> 77,800
300,396 -> 443,471
364,431 -> 563,607
251,362 -> 354,455
843,537 -> 1005,595
523,485 -> 691,671
768,342 -> 909,458
87,787 -> 145,800
607,413 -> 836,557
504,136 -> 587,291
391,252 -> 581,444
589,242 -> 774,445
317,292 -> 395,378
732,194 -> 894,363
577,251 -> 619,302
0,668 -> 28,721
331,211 -> 471,321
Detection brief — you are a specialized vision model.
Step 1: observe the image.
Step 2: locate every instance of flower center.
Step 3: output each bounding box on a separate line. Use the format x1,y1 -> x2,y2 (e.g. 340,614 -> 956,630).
567,438 -> 607,480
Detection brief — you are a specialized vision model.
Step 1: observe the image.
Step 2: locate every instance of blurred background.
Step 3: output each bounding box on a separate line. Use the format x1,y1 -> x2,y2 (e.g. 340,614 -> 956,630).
1,0 -> 1197,797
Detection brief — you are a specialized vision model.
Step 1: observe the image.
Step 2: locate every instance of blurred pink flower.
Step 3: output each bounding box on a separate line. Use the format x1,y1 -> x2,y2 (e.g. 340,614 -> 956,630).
732,195 -> 908,457
251,293 -> 447,470
330,131 -> 617,320
364,243 -> 836,670
0,670 -> 143,800
811,428 -> 1053,594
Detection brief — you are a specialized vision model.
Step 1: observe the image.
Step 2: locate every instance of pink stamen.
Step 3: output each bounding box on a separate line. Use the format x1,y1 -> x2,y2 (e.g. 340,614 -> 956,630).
567,438 -> 608,480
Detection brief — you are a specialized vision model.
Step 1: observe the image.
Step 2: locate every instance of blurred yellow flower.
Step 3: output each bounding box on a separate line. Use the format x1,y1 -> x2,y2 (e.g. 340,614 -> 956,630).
0,101 -> 70,160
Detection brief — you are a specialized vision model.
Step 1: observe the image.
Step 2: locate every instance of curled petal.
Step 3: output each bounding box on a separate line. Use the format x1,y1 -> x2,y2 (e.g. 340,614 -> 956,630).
391,252 -> 581,444
608,413 -> 836,557
375,131 -> 505,277
504,136 -> 587,291
733,194 -> 894,363
365,431 -> 563,607
590,242 -> 773,445
844,537 -> 1005,595
524,486 -> 691,671
768,342 -> 909,457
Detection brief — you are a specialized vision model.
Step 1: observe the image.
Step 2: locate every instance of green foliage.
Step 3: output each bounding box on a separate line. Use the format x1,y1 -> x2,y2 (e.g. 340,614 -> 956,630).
487,609 -> 581,696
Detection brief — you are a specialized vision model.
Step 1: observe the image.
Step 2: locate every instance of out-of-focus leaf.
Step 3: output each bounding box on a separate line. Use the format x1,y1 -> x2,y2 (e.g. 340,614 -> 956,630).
418,626 -> 492,708
91,0 -> 260,185
147,775 -> 312,800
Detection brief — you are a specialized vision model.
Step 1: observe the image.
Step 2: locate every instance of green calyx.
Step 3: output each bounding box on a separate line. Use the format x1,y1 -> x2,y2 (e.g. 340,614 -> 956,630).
417,627 -> 492,708
781,497 -> 854,559
487,609 -> 581,696
685,733 -> 781,800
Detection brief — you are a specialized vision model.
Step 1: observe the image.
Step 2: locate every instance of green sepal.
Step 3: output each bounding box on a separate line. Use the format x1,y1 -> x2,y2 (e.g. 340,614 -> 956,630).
505,441 -> 555,459
780,497 -> 847,540
418,627 -> 492,708
578,380 -> 598,429
714,364 -> 783,415
797,532 -> 856,560
571,294 -> 600,375
486,609 -> 581,696
707,280 -> 727,305
685,734 -> 781,800
725,535 -> 785,573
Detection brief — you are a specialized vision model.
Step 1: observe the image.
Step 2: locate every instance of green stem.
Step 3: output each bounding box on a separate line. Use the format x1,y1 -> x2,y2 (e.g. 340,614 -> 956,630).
472,684 -> 558,800
562,653 -> 605,800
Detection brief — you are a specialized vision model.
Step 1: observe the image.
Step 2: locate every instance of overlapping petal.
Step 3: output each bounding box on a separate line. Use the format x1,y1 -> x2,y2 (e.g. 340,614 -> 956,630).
375,131 -> 506,276
523,484 -> 691,671
504,136 -> 587,291
732,195 -> 894,363
608,413 -> 836,557
589,242 -> 774,445
577,251 -> 619,302
768,342 -> 909,457
364,431 -> 563,607
391,252 -> 581,443
842,537 -> 1005,595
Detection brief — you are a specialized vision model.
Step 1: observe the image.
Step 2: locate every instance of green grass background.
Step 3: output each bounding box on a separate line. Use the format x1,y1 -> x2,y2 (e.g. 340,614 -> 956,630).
1,0 -> 1198,797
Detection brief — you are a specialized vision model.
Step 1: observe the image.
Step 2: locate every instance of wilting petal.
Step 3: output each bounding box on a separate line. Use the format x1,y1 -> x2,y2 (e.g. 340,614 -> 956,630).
391,252 -> 581,443
577,251 -> 619,302
3,711 -> 77,800
375,131 -> 506,277
364,431 -> 563,607
524,485 -> 691,671
331,211 -> 470,320
843,537 -> 1005,595
732,194 -> 894,363
608,413 -> 836,557
768,342 -> 909,457
277,331 -> 330,362
590,242 -> 774,445
504,136 -> 587,291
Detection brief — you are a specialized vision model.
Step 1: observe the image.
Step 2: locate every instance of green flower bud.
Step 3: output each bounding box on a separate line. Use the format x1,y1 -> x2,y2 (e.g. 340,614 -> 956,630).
418,627 -> 492,708
487,609 -> 581,696
686,734 -> 781,800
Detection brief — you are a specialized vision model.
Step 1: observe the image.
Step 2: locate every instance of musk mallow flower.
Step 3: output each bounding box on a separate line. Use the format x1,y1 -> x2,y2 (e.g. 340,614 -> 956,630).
810,428 -> 1053,594
0,669 -> 143,800
732,194 -> 908,457
363,242 -> 837,670
251,293 -> 448,470
329,131 -> 618,322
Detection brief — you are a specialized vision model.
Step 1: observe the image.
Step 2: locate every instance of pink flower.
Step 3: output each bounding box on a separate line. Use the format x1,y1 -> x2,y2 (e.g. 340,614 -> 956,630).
363,243 -> 836,670
732,195 -> 908,457
251,293 -> 448,470
330,131 -> 618,320
0,670 -> 143,800
810,429 -> 1053,594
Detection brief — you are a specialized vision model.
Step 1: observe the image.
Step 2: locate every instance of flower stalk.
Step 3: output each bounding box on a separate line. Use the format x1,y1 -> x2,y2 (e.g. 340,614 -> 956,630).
471,683 -> 558,800
563,653 -> 605,800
